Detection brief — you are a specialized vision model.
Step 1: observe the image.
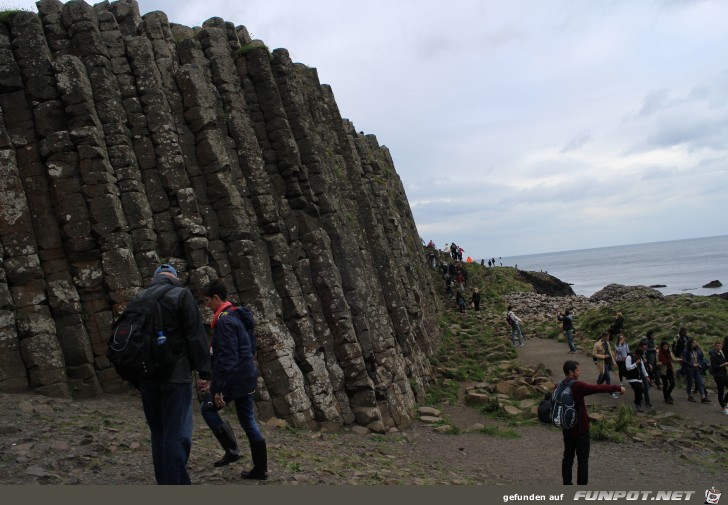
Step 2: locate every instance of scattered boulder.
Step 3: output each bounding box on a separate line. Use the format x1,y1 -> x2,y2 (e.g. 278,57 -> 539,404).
703,280 -> 722,288
590,284 -> 663,302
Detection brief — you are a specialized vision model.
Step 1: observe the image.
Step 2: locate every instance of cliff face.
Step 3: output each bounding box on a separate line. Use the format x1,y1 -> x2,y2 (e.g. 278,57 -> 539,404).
0,0 -> 441,431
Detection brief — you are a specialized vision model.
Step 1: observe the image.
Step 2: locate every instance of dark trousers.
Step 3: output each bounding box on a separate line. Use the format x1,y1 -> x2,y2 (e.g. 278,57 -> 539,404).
715,376 -> 728,409
562,431 -> 590,485
616,361 -> 627,381
660,370 -> 675,401
629,381 -> 644,406
140,381 -> 193,485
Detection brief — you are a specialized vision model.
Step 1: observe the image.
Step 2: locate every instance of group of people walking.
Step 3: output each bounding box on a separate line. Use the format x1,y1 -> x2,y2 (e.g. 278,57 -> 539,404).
582,313 -> 728,415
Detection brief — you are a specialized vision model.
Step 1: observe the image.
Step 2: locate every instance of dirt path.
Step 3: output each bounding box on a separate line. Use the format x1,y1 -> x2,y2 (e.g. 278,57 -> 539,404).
516,337 -> 727,424
1,337 -> 725,485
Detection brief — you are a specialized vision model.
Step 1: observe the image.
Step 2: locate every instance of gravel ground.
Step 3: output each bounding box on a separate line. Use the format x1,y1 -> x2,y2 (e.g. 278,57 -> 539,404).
1,334 -> 725,488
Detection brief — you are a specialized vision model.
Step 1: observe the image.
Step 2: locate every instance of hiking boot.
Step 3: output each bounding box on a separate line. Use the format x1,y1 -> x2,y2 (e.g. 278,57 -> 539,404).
687,396 -> 696,402
701,397 -> 711,403
634,404 -> 644,412
241,439 -> 268,481
211,421 -> 241,467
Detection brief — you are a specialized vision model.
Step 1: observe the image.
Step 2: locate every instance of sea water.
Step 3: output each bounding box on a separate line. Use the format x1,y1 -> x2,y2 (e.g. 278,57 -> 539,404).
505,235 -> 728,297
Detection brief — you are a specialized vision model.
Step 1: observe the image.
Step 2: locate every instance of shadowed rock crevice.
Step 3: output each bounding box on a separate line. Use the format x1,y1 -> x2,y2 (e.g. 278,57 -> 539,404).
0,0 -> 440,430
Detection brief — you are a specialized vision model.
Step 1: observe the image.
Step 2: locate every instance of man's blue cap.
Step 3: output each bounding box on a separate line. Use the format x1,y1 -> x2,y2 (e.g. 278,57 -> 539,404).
154,263 -> 178,278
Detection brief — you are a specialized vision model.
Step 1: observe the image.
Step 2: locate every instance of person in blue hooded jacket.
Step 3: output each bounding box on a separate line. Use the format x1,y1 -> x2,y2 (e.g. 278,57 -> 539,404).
198,280 -> 268,480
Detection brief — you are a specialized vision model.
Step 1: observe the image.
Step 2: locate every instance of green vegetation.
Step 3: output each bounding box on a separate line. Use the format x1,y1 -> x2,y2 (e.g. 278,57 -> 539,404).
235,40 -> 270,57
0,9 -> 21,24
423,253 -> 728,452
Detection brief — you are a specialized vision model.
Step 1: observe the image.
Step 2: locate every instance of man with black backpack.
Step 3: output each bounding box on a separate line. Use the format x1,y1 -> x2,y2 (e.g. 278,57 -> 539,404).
559,360 -> 624,485
199,280 -> 268,480
135,264 -> 211,485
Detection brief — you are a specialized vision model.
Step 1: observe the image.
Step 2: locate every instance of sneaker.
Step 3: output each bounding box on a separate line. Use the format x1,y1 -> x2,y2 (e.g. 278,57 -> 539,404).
568,350 -> 576,354
610,393 -> 619,399
519,343 -> 524,347
634,405 -> 644,412
687,396 -> 696,402
701,397 -> 711,403
723,408 -> 728,415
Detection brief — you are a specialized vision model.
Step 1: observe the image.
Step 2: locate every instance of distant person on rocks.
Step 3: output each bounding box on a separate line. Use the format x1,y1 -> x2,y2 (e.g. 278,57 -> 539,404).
480,259 -> 485,267
708,341 -> 728,415
558,309 -> 577,353
471,288 -> 481,312
607,312 -> 624,341
466,256 -> 473,263
507,305 -> 524,346
591,332 -> 618,397
488,259 -> 492,267
440,261 -> 448,276
138,264 -> 212,485
455,291 -> 466,313
558,360 -> 624,485
681,338 -> 710,404
201,280 -> 268,480
491,257 -> 496,267
457,246 -> 464,262
625,348 -> 650,412
613,334 -> 629,382
657,340 -> 676,404
444,274 -> 453,295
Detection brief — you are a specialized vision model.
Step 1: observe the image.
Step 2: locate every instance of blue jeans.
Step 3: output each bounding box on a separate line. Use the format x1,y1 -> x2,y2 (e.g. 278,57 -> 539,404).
201,393 -> 263,443
566,330 -> 576,351
685,367 -> 705,397
140,381 -> 193,485
511,323 -> 524,345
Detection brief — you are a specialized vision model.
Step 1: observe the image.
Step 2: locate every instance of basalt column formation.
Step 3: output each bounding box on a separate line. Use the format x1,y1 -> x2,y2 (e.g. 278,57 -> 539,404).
0,0 -> 441,431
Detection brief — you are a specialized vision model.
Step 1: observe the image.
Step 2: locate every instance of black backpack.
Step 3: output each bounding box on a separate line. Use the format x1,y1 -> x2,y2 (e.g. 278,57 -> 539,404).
550,378 -> 579,429
107,286 -> 177,384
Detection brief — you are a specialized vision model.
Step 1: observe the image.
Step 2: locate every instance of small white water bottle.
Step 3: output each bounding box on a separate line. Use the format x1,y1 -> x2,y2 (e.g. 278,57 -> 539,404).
156,330 -> 167,346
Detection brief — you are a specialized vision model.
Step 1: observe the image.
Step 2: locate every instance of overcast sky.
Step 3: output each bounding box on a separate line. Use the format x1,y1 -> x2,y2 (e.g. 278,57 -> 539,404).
11,0 -> 728,258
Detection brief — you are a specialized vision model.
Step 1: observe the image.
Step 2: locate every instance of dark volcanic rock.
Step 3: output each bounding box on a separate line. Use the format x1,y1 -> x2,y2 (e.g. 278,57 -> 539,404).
590,284 -> 664,303
516,270 -> 575,297
0,1 -> 441,430
702,280 -> 722,288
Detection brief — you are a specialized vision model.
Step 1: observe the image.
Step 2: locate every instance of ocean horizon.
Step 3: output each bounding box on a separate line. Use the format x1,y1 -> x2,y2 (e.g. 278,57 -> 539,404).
504,235 -> 728,298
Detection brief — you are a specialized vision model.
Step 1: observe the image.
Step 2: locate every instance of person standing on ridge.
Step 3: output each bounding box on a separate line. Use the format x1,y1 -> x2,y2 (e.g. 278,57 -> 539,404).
559,360 -> 624,485
137,264 -> 211,485
471,288 -> 481,312
200,280 -> 268,480
558,309 -> 577,353
607,311 -> 624,341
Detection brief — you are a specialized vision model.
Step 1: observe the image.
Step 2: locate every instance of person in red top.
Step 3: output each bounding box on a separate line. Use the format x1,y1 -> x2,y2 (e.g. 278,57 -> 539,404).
560,360 -> 625,485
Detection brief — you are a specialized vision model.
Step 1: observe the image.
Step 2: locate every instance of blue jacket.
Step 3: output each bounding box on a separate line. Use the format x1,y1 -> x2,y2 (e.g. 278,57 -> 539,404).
680,346 -> 708,374
211,306 -> 258,399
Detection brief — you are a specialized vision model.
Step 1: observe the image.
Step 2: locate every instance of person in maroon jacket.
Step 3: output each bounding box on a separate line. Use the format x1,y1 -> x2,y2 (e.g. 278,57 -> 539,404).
560,360 -> 625,485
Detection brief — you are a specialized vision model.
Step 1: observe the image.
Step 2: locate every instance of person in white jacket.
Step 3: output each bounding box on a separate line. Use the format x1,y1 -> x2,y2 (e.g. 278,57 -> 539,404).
625,348 -> 650,412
